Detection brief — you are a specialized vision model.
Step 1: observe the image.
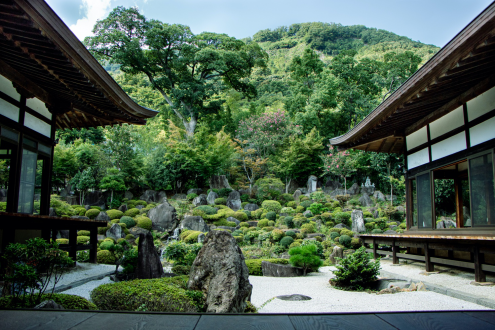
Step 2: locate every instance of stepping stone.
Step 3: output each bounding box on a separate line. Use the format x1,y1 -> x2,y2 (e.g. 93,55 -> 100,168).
276,294 -> 312,301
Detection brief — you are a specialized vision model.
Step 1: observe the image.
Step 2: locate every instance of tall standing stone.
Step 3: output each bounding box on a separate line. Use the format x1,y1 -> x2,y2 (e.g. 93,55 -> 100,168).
307,175 -> 318,194
226,191 -> 242,211
148,202 -> 178,233
207,191 -> 219,205
351,209 -> 366,233
192,194 -> 208,207
137,232 -> 164,279
209,175 -> 232,190
293,190 -> 302,203
188,230 -> 252,313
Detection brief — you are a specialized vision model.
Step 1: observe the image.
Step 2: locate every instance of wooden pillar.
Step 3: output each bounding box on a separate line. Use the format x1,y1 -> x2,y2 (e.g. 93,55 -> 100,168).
69,229 -> 77,262
474,246 -> 486,282
392,240 -> 399,264
89,227 -> 97,263
372,238 -> 378,260
41,228 -> 50,242
454,177 -> 463,228
424,243 -> 434,272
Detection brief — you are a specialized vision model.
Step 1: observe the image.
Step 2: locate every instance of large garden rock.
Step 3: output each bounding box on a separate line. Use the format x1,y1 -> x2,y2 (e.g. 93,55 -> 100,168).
129,226 -> 149,237
306,233 -> 325,239
85,190 -> 108,206
293,190 -> 302,203
348,183 -> 360,195
227,217 -> 240,226
192,194 -> 208,207
207,191 -> 219,205
188,230 -> 252,313
198,233 -> 206,243
334,223 -> 350,230
303,210 -> 313,218
373,191 -> 385,201
226,191 -> 242,211
106,223 -> 125,240
244,203 -> 259,211
307,175 -> 318,194
383,230 -> 398,234
71,215 -> 89,220
187,188 -> 203,195
172,193 -> 187,200
118,204 -> 128,213
137,231 -> 164,279
0,188 -> 7,202
209,175 -> 232,190
34,300 -> 65,309
351,210 -> 366,233
386,194 -> 397,201
262,261 -> 304,277
329,246 -> 343,264
157,191 -> 168,204
49,207 -> 57,217
359,193 -> 373,207
124,190 -> 133,200
330,188 -> 346,198
181,216 -> 209,232
436,220 -> 456,229
140,190 -> 165,203
324,180 -> 342,194
148,202 -> 178,233
55,230 -> 69,239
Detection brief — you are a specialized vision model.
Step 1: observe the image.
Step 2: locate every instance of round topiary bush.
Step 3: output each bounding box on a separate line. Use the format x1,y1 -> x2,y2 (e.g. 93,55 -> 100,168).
284,216 -> 294,228
371,229 -> 383,234
125,234 -> 135,240
270,229 -> 285,242
280,207 -> 295,216
99,240 -> 114,251
267,220 -> 275,227
261,200 -> 282,213
85,209 -> 100,219
265,211 -> 276,221
193,205 -> 218,216
287,201 -> 297,208
77,230 -> 90,236
77,236 -> 90,244
137,216 -> 152,230
233,211 -> 248,221
339,234 -> 352,247
239,222 -> 249,228
97,250 -> 116,264
295,206 -> 305,213
98,227 -> 108,235
120,216 -> 136,229
300,200 -> 312,209
106,209 -> 124,220
279,236 -> 294,248
124,208 -> 140,217
351,237 -> 362,249
214,197 -> 227,205
300,223 -> 316,234
257,219 -> 269,228
340,229 -> 355,237
171,264 -> 191,275
56,238 -> 69,244
330,231 -> 340,241
186,193 -> 198,201
285,230 -> 296,238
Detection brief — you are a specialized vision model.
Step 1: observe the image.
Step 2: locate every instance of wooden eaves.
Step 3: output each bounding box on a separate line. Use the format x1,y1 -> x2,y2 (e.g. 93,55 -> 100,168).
330,1 -> 495,154
0,0 -> 157,129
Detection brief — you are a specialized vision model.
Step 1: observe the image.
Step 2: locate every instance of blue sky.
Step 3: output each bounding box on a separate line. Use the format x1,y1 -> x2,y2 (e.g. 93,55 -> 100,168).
46,0 -> 494,47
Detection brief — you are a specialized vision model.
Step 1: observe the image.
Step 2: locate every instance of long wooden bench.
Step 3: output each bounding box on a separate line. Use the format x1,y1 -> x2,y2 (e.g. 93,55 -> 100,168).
360,233 -> 495,282
0,212 -> 107,263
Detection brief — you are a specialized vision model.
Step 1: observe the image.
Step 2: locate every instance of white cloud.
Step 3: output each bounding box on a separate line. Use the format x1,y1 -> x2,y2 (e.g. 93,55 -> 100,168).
69,0 -> 113,40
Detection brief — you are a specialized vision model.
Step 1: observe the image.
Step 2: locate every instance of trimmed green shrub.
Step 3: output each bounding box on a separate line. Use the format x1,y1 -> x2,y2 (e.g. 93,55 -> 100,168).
251,209 -> 263,219
334,212 -> 352,226
77,236 -> 90,245
339,235 -> 352,248
136,200 -> 148,207
363,211 -> 373,218
124,208 -> 140,217
263,226 -> 274,232
90,276 -> 202,312
300,223 -> 316,234
287,201 -> 297,208
330,232 -> 340,240
321,212 -> 332,221
280,236 -> 294,248
77,230 -> 90,236
56,238 -> 69,244
120,216 -> 136,228
233,211 -> 248,221
351,238 -> 362,249
240,222 -> 249,228
171,264 -> 191,275
261,200 -> 282,213
284,216 -> 294,228
340,229 -> 354,237
295,206 -> 305,213
257,219 -> 269,228
136,216 -> 152,230
218,188 -> 233,197
300,200 -> 312,209
0,293 -> 96,310
371,229 -> 383,234
331,247 -> 380,290
97,250 -> 116,264
106,209 -> 124,220
365,223 -> 375,231
265,211 -> 276,221
194,205 -> 217,216
214,197 -> 227,205
99,240 -> 114,251
289,244 -> 323,275
300,196 -> 310,202
85,209 -> 100,219
285,230 -> 296,238
270,229 -> 285,242
187,193 -> 198,201
184,231 -> 201,243
244,259 -> 289,275
125,234 -> 135,240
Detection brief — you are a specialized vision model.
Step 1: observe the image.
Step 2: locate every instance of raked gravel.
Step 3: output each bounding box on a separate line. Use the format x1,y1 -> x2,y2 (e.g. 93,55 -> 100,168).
62,276 -> 114,301
249,266 -> 491,313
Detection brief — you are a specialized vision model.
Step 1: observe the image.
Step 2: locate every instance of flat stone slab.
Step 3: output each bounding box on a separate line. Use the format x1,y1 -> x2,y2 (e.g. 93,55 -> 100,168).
277,294 -> 312,301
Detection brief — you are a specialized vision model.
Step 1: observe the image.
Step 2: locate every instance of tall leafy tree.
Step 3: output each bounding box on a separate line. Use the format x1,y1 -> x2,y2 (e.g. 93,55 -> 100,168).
99,168 -> 126,206
85,6 -> 267,136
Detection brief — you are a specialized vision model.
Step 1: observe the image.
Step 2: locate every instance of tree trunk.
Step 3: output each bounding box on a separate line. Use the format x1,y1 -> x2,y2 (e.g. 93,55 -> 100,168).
344,176 -> 347,195
285,178 -> 291,194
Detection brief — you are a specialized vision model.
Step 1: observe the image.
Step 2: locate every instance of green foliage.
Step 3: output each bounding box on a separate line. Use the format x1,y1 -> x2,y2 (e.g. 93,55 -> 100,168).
233,211 -> 248,221
287,201 -> 297,208
300,200 -> 312,209
244,259 -> 289,275
99,240 -> 114,251
288,244 -> 323,275
339,235 -> 352,248
332,247 -> 380,290
300,240 -> 324,258
97,250 -> 116,264
77,236 -> 90,245
193,205 -> 218,216
1,238 -> 74,306
300,223 -> 316,234
285,230 -> 296,238
84,209 -> 99,219
187,193 -> 198,201
163,241 -> 202,266
284,216 -> 295,228
171,265 -> 191,275
270,229 -> 285,242
334,212 -> 352,226
90,276 -> 203,312
121,248 -> 138,274
308,203 -> 328,215
218,188 -> 233,197
257,219 -> 269,228
136,217 -> 152,230
261,200 -> 282,213
330,232 -> 340,240
265,211 -> 276,221
77,230 -> 90,236
215,197 -> 227,205
120,216 -> 136,228
0,293 -> 96,310
106,209 -> 124,220
280,236 -> 294,248
371,229 -> 383,234
124,208 -> 140,217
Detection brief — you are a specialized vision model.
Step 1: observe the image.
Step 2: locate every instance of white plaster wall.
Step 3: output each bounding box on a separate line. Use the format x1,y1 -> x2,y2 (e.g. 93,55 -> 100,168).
429,106 -> 464,140
431,132 -> 466,161
467,86 -> 495,121
470,116 -> 495,147
407,147 -> 429,169
0,74 -> 20,101
26,97 -> 52,120
406,126 -> 428,151
0,97 -> 19,122
24,112 -> 51,137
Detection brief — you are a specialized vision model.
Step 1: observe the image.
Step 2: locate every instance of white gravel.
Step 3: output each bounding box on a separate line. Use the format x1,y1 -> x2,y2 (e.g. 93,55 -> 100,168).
61,277 -> 114,301
50,262 -> 115,289
249,266 -> 491,313
379,258 -> 495,300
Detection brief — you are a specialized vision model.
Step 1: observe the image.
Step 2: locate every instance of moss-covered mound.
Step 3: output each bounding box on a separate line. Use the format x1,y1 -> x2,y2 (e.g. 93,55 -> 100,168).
0,293 -> 96,310
90,276 -> 203,312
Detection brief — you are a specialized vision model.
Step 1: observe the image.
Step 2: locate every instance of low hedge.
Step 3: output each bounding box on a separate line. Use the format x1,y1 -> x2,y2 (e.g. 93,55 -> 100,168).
120,216 -> 136,229
124,208 -> 140,217
136,216 -> 152,230
85,209 -> 100,219
97,250 -> 116,264
77,236 -> 90,245
244,258 -> 290,276
90,276 -> 203,312
106,209 -> 124,220
77,230 -> 90,236
0,293 -> 96,310
56,238 -> 69,244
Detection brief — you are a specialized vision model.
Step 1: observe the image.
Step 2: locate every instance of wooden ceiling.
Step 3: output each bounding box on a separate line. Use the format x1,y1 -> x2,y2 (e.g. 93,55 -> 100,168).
0,0 -> 157,129
330,2 -> 495,154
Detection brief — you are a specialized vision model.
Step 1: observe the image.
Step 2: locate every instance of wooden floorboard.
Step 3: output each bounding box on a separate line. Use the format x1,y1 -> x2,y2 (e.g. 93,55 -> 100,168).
289,314 -> 397,330
463,311 -> 495,326
195,314 -> 294,330
0,310 -> 97,330
376,312 -> 495,330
